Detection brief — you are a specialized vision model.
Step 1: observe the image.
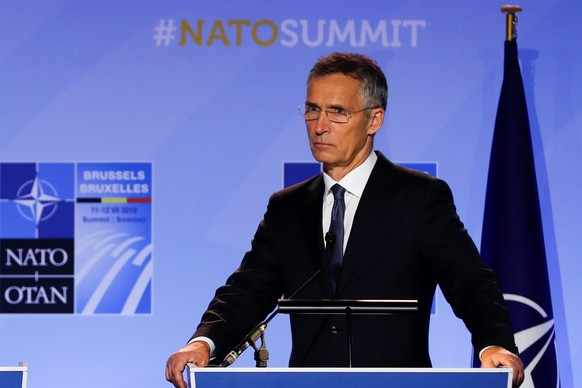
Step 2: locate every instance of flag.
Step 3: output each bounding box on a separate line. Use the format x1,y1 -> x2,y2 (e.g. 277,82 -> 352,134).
479,39 -> 560,387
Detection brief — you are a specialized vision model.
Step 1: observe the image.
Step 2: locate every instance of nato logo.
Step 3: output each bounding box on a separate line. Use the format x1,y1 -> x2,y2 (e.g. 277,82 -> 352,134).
504,294 -> 560,387
0,162 -> 153,315
0,163 -> 74,239
0,163 -> 75,313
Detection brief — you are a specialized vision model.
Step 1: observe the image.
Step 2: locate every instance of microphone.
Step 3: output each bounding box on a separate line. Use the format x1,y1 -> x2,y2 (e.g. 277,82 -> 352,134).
220,322 -> 267,367
219,231 -> 337,367
287,232 -> 336,300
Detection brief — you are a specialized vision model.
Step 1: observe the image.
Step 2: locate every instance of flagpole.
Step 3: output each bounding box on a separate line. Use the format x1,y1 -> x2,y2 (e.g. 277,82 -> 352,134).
476,4 -> 562,385
501,5 -> 522,41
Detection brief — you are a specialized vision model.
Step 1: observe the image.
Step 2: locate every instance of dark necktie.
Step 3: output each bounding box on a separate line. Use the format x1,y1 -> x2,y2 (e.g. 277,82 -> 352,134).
328,184 -> 346,292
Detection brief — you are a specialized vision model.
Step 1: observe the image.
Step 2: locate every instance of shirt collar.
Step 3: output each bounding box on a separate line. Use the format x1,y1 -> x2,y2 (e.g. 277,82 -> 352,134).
323,151 -> 378,198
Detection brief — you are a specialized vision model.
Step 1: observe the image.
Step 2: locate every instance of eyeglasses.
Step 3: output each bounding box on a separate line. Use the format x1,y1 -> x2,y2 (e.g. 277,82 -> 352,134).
299,105 -> 376,124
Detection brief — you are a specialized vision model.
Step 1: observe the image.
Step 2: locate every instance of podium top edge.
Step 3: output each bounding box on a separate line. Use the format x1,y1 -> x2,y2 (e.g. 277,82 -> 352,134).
187,366 -> 513,374
0,367 -> 28,371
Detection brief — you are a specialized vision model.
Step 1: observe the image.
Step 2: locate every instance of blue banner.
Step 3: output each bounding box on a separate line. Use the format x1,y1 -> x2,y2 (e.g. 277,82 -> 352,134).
479,39 -> 559,387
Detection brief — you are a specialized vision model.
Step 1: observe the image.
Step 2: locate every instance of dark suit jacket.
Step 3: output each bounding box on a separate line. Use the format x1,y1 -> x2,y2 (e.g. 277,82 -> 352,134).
192,151 -> 517,367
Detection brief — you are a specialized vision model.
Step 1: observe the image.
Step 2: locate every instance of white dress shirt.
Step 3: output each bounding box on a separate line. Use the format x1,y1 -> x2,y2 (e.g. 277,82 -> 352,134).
322,151 -> 377,252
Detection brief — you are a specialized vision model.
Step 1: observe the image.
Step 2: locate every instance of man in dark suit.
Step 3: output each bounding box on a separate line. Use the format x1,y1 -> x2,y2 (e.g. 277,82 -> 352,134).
166,52 -> 524,387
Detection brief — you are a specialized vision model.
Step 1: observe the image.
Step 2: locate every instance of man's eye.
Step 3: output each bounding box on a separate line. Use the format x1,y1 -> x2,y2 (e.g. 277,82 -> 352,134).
307,106 -> 320,112
328,108 -> 347,115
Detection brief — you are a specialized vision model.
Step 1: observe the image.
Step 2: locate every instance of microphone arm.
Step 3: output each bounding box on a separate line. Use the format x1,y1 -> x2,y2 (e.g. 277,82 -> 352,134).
287,231 -> 335,300
220,232 -> 336,367
219,309 -> 277,367
220,322 -> 264,367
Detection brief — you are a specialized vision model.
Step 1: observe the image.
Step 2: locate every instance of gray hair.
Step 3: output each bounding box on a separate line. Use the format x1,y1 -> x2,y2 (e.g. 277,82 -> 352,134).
307,52 -> 388,110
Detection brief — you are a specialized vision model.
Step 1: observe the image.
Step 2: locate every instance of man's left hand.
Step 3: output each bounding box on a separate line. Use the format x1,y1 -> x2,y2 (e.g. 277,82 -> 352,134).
481,345 -> 524,387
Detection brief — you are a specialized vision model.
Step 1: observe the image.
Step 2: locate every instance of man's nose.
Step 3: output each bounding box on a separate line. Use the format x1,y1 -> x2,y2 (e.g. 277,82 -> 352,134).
313,112 -> 331,134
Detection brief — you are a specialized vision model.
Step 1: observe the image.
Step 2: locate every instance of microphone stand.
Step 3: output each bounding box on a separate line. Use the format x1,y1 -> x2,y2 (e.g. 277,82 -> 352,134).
219,308 -> 278,367
220,233 -> 336,368
252,332 -> 269,367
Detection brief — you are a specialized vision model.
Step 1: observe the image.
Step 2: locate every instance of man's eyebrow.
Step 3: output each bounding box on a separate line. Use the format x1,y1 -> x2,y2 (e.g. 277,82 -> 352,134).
326,103 -> 347,111
304,101 -> 346,110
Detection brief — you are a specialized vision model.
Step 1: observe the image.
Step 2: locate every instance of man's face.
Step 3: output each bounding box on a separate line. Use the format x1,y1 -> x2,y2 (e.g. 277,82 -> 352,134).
305,74 -> 382,179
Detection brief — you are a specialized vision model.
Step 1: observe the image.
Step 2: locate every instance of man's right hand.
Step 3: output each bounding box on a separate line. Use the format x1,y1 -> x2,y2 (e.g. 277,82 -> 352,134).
165,341 -> 211,388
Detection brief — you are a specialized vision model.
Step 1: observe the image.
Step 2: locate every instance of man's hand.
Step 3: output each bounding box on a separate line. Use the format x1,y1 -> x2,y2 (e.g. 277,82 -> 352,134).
481,345 -> 525,387
165,341 -> 211,388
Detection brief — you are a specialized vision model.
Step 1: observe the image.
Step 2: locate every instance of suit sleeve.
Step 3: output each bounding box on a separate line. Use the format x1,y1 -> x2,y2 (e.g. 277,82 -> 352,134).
189,196 -> 284,362
417,178 -> 518,356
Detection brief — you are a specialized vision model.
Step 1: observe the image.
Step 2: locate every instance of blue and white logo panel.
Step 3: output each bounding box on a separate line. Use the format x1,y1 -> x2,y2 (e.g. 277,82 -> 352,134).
75,163 -> 153,315
0,162 -> 153,315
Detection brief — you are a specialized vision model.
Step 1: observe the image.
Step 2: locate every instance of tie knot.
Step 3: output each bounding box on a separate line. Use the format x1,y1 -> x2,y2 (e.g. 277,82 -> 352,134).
331,184 -> 346,200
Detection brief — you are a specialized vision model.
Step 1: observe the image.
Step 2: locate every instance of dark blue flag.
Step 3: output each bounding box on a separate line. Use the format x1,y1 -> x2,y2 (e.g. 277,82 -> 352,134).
479,39 -> 560,387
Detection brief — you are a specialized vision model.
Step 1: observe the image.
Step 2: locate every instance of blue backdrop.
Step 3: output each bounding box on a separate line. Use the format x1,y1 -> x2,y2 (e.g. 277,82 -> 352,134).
0,1 -> 580,387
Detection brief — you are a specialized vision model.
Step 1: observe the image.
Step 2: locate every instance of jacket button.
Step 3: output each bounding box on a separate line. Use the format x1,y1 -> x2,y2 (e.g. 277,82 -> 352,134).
331,325 -> 338,335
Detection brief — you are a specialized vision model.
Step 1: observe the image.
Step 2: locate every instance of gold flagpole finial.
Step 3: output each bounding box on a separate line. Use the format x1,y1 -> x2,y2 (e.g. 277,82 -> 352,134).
501,5 -> 523,41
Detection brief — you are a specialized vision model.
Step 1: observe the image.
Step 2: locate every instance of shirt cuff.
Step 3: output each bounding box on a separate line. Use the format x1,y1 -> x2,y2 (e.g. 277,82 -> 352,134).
188,336 -> 216,357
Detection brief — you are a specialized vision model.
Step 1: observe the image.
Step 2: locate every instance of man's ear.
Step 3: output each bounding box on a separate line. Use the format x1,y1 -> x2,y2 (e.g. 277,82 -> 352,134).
367,108 -> 384,135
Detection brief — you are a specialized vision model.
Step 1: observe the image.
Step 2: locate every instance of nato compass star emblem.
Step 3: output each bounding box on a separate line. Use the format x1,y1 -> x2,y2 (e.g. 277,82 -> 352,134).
504,293 -> 560,388
13,176 -> 61,225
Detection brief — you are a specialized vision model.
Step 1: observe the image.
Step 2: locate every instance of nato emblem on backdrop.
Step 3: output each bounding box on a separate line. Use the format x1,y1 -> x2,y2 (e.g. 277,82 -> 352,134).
0,162 -> 153,315
0,163 -> 75,313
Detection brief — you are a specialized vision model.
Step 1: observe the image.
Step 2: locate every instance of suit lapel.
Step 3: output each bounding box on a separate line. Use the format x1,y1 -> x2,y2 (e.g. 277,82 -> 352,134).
336,153 -> 397,295
295,175 -> 335,298
290,174 -> 338,366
